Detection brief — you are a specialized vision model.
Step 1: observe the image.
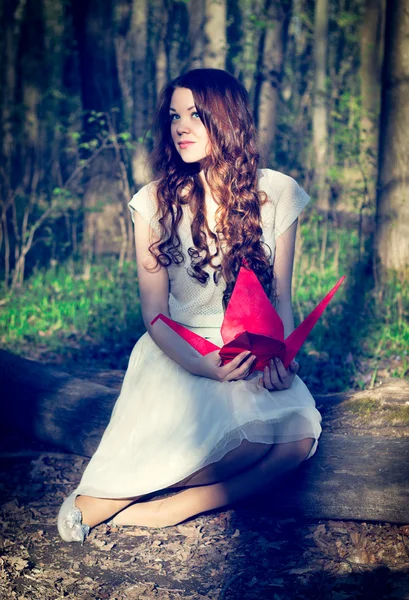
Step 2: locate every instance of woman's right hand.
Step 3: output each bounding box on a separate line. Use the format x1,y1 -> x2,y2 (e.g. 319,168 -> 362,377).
194,350 -> 256,382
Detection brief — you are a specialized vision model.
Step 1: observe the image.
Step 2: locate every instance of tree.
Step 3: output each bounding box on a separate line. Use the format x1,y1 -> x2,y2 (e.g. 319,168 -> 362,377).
0,0 -> 27,285
203,0 -> 227,68
165,0 -> 190,79
254,0 -> 292,164
359,0 -> 385,208
375,0 -> 409,274
312,0 -> 329,210
72,0 -> 127,260
0,0 -> 65,287
189,0 -> 206,69
0,0 -> 25,178
129,0 -> 149,189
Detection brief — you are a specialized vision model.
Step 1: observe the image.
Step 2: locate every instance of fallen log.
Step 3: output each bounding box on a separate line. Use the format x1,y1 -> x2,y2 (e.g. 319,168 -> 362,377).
255,433 -> 409,524
0,349 -> 117,456
1,350 -> 409,523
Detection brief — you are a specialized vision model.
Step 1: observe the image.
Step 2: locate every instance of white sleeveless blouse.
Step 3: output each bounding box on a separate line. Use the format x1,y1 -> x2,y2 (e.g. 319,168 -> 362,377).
128,169 -> 310,337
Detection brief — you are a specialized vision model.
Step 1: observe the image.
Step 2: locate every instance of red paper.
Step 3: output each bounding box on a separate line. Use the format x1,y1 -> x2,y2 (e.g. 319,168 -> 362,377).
151,265 -> 345,371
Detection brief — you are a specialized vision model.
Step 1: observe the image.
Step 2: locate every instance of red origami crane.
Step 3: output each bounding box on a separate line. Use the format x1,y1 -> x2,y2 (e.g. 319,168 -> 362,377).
151,265 -> 345,372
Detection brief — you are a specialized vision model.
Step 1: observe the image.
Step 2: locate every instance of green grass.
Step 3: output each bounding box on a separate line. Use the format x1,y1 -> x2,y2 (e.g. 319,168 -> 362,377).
0,260 -> 145,369
292,217 -> 409,391
0,219 -> 408,392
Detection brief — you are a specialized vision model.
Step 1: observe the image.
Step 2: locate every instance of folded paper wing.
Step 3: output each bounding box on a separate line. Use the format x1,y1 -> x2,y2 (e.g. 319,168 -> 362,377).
283,275 -> 345,366
151,266 -> 345,371
150,314 -> 220,356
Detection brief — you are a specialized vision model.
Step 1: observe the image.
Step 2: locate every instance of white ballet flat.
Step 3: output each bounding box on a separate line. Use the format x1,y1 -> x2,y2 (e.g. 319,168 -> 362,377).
57,493 -> 90,544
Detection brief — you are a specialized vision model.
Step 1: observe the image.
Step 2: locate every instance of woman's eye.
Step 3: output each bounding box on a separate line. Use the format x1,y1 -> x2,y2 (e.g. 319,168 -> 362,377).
170,114 -> 179,121
192,112 -> 200,119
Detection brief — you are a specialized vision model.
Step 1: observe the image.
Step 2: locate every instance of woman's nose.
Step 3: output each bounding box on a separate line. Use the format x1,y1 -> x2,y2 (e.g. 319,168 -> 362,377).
176,118 -> 190,134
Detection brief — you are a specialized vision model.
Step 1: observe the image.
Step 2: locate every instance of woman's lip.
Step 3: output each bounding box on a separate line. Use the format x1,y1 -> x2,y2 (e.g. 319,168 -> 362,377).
178,141 -> 195,148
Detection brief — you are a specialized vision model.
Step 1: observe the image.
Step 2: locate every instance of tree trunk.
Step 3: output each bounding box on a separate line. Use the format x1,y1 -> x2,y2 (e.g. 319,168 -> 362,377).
130,0 -> 151,189
225,0 -> 242,78
259,433 -> 409,523
164,0 -> 190,79
203,0 -> 227,69
115,0 -> 133,126
0,0 -> 25,176
156,36 -> 167,96
9,0 -> 48,286
313,0 -> 329,210
375,0 -> 409,274
254,0 -> 291,164
0,350 -> 117,457
18,0 -> 46,187
115,0 -> 153,260
149,0 -> 167,100
72,0 -> 125,259
359,0 -> 385,208
189,0 -> 205,69
0,1 -> 25,286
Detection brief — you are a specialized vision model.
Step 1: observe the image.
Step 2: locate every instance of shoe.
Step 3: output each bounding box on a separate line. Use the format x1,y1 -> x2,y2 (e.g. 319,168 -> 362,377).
57,493 -> 90,544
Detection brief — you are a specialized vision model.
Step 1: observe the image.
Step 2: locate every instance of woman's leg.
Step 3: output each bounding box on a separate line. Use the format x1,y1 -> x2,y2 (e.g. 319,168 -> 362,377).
74,440 -> 271,528
113,437 -> 314,528
74,496 -> 139,528
172,439 -> 273,488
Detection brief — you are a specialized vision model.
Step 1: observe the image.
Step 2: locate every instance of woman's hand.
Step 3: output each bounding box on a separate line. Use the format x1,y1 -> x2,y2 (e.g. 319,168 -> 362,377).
258,357 -> 299,391
195,350 -> 257,382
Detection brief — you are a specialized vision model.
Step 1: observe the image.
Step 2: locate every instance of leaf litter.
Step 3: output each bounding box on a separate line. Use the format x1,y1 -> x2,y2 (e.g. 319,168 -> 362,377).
1,452 -> 409,600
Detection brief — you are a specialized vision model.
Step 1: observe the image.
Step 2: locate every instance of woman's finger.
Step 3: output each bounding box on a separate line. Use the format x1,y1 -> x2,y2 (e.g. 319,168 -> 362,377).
288,360 -> 299,376
224,351 -> 252,371
266,360 -> 285,390
263,365 -> 274,389
273,357 -> 292,388
260,359 -> 299,390
233,355 -> 256,378
266,363 -> 286,391
225,354 -> 256,381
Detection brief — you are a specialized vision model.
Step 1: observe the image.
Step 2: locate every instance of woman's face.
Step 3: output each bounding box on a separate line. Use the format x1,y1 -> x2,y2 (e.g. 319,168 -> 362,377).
169,87 -> 210,164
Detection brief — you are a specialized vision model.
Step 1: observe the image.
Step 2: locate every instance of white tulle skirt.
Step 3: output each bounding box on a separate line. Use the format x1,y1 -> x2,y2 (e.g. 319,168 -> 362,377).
75,331 -> 322,499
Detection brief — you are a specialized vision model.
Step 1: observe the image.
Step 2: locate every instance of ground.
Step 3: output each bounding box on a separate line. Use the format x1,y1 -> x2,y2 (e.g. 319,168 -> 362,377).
1,369 -> 409,600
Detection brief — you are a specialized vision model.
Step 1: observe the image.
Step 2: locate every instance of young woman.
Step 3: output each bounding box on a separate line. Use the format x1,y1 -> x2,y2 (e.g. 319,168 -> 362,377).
58,68 -> 322,544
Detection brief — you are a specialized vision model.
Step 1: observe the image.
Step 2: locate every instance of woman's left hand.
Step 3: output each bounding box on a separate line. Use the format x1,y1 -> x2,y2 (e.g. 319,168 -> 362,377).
258,357 -> 299,391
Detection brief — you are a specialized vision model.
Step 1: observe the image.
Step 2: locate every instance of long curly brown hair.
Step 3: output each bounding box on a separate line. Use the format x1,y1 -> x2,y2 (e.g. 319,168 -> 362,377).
149,68 -> 274,309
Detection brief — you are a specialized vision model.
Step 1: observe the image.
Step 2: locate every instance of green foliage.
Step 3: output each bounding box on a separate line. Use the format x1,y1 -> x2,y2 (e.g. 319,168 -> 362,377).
275,0 -> 365,191
291,216 -> 409,392
0,260 -> 144,369
0,105 -> 135,288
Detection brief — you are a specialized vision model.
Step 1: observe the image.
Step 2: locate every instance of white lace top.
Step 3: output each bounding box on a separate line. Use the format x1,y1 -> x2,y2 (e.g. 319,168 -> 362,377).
128,169 -> 310,335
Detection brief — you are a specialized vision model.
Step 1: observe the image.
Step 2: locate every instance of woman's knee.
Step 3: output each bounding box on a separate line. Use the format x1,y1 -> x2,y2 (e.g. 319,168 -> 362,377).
271,437 -> 315,466
292,437 -> 315,463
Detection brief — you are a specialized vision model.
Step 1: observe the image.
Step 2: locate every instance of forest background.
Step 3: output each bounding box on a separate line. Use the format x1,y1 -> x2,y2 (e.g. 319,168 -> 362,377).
0,0 -> 408,394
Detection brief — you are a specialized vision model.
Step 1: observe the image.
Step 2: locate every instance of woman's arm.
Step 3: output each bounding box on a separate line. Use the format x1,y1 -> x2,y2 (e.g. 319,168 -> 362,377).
274,219 -> 297,337
133,212 -> 255,381
260,220 -> 300,390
